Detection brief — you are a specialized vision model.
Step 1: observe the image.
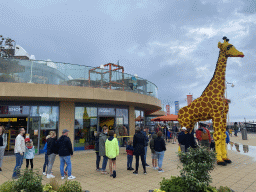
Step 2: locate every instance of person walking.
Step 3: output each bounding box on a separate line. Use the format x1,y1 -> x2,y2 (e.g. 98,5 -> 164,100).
42,135 -> 51,175
149,133 -> 158,169
133,127 -> 147,175
24,139 -> 35,170
46,131 -> 58,179
141,127 -> 150,167
0,126 -> 7,171
57,129 -> 75,180
126,140 -> 134,170
172,125 -> 178,144
12,128 -> 26,179
99,126 -> 109,175
105,130 -> 119,178
95,132 -> 101,171
234,122 -> 238,137
154,131 -> 166,172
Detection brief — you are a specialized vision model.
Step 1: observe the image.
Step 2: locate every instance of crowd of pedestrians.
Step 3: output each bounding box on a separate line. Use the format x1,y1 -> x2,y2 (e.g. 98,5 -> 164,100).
0,122 -> 237,180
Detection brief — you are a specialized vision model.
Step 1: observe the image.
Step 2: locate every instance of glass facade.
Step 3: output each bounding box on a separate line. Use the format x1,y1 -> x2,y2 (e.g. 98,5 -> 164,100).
74,106 -> 129,151
135,109 -> 145,129
0,105 -> 59,154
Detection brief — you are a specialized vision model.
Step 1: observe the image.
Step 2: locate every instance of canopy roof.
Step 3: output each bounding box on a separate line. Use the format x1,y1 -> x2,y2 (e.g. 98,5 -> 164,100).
151,114 -> 178,121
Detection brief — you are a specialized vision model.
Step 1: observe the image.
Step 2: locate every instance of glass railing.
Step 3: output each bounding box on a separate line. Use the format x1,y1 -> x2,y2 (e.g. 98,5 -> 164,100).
0,58 -> 158,98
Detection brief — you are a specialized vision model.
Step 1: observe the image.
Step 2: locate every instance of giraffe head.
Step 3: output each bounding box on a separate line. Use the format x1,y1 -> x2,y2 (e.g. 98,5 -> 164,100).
218,36 -> 244,58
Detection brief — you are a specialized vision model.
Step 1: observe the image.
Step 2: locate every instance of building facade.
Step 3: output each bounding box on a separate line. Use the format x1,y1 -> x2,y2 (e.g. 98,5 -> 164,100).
0,59 -> 161,154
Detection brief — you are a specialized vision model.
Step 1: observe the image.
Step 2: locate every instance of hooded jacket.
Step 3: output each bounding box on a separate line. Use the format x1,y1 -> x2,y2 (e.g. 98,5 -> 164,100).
133,131 -> 146,156
99,132 -> 108,156
105,136 -> 119,159
24,146 -> 35,159
154,136 -> 166,152
149,134 -> 157,153
57,135 -> 73,156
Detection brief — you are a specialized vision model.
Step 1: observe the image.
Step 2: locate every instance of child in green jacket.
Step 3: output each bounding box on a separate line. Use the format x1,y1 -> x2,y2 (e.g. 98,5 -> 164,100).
105,130 -> 119,178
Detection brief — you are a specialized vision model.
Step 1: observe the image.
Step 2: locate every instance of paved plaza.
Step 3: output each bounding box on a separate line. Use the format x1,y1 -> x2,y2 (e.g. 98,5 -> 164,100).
0,132 -> 256,192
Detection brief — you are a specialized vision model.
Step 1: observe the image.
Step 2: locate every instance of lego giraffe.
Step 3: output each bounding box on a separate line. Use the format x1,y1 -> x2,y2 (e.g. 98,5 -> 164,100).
178,37 -> 244,165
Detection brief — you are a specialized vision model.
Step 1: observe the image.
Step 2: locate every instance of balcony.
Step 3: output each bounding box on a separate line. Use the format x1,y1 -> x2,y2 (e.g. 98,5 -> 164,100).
0,58 -> 158,98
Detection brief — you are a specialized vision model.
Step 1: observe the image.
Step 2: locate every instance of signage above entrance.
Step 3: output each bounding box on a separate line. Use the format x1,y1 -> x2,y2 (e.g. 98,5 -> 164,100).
0,118 -> 17,122
98,108 -> 115,116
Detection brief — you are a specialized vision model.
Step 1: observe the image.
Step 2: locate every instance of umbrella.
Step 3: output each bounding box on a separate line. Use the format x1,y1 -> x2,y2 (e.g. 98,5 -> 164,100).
151,114 -> 178,122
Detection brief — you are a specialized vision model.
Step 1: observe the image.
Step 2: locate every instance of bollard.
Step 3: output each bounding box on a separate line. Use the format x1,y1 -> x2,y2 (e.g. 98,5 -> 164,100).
241,128 -> 247,140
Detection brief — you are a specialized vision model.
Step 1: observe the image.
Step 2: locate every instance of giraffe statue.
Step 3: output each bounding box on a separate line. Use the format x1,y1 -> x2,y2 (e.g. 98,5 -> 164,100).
178,37 -> 244,165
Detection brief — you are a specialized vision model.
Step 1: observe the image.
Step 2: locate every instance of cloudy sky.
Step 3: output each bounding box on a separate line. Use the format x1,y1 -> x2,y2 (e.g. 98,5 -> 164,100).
1,0 -> 256,123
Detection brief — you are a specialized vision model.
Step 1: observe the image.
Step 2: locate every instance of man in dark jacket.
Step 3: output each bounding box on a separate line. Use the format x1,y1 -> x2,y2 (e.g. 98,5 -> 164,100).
178,127 -> 197,152
99,126 -> 108,174
57,129 -> 75,180
133,127 -> 147,175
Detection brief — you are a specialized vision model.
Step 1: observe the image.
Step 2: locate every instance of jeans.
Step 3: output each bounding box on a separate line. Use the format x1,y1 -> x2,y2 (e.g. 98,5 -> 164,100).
101,155 -> 108,171
60,156 -> 72,177
144,146 -> 148,163
235,130 -> 238,136
43,154 -> 48,172
135,155 -> 146,171
155,151 -> 165,169
12,153 -> 24,178
0,147 -> 5,168
47,154 -> 56,175
96,152 -> 101,169
127,154 -> 133,168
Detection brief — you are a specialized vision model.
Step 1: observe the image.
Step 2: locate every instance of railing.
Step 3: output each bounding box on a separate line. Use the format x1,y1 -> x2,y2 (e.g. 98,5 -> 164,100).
0,58 -> 158,98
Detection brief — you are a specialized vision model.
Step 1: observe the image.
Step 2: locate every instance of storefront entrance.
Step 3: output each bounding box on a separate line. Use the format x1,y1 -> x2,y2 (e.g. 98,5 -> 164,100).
0,115 -> 41,155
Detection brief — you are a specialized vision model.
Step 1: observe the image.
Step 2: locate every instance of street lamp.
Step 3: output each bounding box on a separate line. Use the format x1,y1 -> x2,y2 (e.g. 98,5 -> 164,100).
226,81 -> 235,126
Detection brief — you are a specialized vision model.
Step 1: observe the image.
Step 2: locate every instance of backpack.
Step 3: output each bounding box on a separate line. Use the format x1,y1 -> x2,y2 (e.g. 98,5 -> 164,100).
201,131 -> 209,140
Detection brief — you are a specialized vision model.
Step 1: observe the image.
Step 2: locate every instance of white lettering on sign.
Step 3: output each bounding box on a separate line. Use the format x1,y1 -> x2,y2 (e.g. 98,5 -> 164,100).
9,107 -> 21,112
99,108 -> 111,113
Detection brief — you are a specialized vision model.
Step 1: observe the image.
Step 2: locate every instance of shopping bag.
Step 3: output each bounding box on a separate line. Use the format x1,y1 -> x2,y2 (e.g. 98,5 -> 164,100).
178,145 -> 181,152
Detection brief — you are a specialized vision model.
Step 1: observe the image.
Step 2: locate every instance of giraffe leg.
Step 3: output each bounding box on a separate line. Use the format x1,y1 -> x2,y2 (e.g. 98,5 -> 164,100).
221,110 -> 232,163
212,115 -> 226,166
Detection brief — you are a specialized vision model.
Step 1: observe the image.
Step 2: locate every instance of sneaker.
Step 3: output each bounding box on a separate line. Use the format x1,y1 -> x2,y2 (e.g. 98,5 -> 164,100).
133,171 -> 138,175
101,171 -> 109,175
113,170 -> 116,178
96,168 -> 102,172
61,176 -> 66,180
158,169 -> 164,172
127,167 -> 131,170
144,171 -> 147,175
68,175 -> 76,180
46,174 -> 55,179
155,167 -> 159,170
130,167 -> 134,170
42,172 -> 46,176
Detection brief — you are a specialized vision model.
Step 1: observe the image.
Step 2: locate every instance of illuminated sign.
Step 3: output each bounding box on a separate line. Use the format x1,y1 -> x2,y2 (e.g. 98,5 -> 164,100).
0,118 -> 17,122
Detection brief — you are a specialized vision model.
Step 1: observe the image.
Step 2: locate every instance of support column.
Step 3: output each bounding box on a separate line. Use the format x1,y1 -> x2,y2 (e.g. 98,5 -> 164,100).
59,101 -> 75,148
129,105 -> 135,136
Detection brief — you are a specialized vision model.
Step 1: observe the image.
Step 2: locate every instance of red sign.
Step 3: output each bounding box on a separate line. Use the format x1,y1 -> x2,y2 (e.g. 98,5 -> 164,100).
187,95 -> 193,106
166,105 -> 170,115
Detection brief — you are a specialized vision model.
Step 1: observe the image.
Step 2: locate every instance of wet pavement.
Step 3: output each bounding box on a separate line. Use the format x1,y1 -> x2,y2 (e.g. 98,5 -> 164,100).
0,132 -> 255,192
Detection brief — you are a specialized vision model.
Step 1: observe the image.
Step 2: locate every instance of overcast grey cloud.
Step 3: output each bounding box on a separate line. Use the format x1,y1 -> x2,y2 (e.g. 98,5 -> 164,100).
1,0 -> 255,122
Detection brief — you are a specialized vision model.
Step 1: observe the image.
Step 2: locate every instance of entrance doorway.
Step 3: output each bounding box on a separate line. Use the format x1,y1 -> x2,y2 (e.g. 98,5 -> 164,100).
99,117 -> 115,132
0,115 -> 41,155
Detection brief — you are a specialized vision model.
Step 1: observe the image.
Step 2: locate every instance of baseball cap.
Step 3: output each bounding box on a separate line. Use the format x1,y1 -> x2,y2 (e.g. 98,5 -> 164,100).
62,129 -> 69,134
181,127 -> 187,130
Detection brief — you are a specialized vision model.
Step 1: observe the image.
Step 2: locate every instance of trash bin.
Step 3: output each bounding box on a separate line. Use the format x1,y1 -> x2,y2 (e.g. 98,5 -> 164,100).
241,128 -> 247,140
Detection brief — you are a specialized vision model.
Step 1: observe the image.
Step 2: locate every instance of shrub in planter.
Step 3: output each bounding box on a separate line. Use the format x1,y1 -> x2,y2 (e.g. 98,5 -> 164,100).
57,181 -> 82,192
178,146 -> 216,185
0,180 -> 15,192
159,176 -> 190,192
217,186 -> 234,192
13,169 -> 43,192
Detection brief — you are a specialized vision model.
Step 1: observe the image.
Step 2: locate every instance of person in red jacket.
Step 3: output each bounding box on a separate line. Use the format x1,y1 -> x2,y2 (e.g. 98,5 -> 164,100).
196,124 -> 211,149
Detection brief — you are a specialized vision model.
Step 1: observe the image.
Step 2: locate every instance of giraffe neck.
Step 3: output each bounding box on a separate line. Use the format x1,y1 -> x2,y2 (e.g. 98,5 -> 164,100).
202,51 -> 227,97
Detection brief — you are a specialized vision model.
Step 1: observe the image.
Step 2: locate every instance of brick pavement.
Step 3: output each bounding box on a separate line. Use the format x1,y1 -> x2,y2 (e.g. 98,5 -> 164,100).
0,133 -> 256,192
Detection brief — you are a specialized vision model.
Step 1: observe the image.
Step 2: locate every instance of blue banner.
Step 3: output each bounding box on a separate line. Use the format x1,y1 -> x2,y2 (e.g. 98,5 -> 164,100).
175,101 -> 179,115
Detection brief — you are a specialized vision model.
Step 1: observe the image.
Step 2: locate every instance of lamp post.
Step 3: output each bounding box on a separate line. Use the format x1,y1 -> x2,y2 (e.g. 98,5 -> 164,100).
226,81 -> 235,126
